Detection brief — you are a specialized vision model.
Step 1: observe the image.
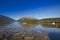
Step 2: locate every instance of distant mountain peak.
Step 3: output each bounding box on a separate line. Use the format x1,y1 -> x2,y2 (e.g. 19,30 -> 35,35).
0,15 -> 4,17
20,16 -> 37,20
0,15 -> 9,18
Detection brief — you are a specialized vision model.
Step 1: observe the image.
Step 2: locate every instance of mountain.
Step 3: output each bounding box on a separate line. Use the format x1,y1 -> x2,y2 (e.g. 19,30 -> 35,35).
18,16 -> 37,21
0,15 -> 15,26
18,16 -> 38,24
38,18 -> 60,28
20,16 -> 37,20
38,18 -> 60,23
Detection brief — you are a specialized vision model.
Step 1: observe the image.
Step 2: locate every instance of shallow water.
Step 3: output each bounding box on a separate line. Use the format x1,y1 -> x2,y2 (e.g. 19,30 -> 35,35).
0,22 -> 60,40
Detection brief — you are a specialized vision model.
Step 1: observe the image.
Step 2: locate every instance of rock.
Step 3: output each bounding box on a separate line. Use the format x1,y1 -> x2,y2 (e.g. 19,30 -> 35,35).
0,33 -> 3,39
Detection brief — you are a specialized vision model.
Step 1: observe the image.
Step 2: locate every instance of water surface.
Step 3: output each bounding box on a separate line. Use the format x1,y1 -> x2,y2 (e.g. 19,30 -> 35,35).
0,22 -> 60,40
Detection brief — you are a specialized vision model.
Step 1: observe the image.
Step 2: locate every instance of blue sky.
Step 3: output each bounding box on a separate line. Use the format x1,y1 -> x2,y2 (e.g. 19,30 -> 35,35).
0,0 -> 60,20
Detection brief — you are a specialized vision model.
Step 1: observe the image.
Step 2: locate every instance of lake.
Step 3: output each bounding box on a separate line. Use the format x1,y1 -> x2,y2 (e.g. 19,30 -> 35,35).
0,22 -> 60,40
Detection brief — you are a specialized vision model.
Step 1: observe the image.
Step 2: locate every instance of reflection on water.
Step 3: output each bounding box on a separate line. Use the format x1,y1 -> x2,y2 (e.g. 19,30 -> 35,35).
19,22 -> 37,28
0,22 -> 12,27
0,22 -> 60,40
0,22 -> 49,40
40,23 -> 60,28
0,20 -> 15,27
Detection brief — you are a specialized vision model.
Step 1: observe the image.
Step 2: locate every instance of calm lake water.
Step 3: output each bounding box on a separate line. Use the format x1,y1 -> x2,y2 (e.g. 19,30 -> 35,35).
0,22 -> 60,40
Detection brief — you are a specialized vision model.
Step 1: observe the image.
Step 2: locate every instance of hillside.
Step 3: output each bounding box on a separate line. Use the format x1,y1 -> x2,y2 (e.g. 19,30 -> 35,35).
18,16 -> 38,24
38,18 -> 60,28
38,18 -> 60,23
0,15 -> 15,26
